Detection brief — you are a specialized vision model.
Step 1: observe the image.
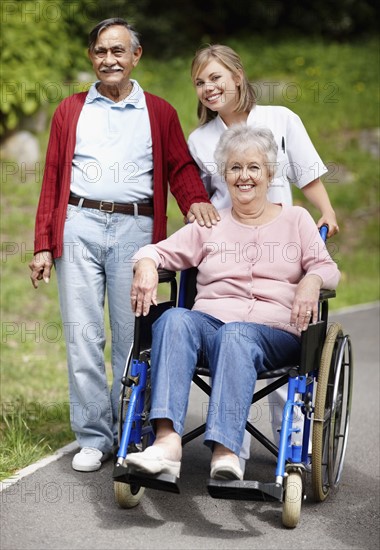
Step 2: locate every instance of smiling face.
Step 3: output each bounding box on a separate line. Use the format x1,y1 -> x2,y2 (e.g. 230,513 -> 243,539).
194,59 -> 241,117
88,25 -> 142,93
225,146 -> 271,207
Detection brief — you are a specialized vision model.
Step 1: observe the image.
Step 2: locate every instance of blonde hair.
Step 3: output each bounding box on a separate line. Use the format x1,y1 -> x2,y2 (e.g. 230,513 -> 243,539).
191,44 -> 256,126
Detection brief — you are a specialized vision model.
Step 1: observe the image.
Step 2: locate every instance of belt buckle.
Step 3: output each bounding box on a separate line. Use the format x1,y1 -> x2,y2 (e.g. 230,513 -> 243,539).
99,200 -> 114,213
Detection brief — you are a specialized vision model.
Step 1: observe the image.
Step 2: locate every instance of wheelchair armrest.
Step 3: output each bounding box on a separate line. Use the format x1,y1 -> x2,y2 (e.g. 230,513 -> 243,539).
158,268 -> 177,283
318,289 -> 336,324
157,268 -> 178,304
133,301 -> 176,358
131,269 -> 178,359
299,320 -> 326,375
319,289 -> 336,301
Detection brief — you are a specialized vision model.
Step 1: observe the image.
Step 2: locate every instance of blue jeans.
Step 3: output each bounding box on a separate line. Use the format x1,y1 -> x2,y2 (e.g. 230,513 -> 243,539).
150,308 -> 300,455
55,204 -> 153,453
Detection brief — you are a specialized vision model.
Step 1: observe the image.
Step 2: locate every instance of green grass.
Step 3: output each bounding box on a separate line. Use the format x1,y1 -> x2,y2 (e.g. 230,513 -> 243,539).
1,37 -> 379,480
0,402 -> 72,478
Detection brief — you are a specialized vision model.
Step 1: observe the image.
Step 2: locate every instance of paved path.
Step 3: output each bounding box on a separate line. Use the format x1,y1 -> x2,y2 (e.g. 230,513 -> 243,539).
1,303 -> 379,550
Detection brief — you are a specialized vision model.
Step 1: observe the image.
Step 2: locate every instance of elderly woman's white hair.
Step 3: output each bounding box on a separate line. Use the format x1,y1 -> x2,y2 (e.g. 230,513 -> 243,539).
214,125 -> 278,180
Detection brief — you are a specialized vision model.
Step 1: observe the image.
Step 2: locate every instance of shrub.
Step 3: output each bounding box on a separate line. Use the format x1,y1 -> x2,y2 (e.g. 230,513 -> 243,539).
1,0 -> 87,137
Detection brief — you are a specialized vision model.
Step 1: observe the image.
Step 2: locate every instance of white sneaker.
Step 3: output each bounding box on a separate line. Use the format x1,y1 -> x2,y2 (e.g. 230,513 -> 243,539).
72,447 -> 108,472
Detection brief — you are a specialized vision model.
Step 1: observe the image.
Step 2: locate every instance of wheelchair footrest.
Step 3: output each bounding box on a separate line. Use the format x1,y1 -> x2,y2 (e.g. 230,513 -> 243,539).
113,463 -> 180,494
207,479 -> 283,502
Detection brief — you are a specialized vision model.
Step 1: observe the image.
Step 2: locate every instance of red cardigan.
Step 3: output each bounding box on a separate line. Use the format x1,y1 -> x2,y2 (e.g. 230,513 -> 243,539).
34,91 -> 210,257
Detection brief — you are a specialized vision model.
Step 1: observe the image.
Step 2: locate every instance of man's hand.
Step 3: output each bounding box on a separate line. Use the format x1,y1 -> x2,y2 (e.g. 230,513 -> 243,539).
290,274 -> 322,332
186,202 -> 220,228
29,251 -> 53,289
130,258 -> 159,317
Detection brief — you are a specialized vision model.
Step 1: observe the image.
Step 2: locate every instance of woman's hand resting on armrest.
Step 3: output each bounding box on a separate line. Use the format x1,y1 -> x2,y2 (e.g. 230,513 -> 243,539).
290,274 -> 323,332
131,258 -> 159,317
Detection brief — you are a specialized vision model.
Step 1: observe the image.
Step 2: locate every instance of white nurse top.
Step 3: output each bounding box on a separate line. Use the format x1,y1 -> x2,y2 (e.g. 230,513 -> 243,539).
188,105 -> 328,209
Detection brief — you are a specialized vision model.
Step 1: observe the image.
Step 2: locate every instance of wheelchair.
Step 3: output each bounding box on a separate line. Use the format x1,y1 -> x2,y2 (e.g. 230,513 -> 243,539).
113,229 -> 353,528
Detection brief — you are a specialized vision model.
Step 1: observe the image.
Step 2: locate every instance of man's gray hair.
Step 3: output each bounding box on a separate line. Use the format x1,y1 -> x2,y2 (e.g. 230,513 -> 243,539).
214,125 -> 279,180
88,18 -> 141,53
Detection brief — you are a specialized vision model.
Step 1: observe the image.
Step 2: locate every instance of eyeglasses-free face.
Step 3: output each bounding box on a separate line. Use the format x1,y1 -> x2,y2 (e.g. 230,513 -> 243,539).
88,25 -> 142,93
194,60 -> 241,116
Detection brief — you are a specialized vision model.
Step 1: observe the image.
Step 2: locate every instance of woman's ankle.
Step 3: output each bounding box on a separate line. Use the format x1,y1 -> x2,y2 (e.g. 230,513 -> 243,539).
153,419 -> 182,461
155,418 -> 177,438
211,443 -> 239,464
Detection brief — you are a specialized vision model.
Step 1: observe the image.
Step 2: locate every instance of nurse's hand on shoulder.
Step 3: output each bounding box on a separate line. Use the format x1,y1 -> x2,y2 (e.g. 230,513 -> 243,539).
186,202 -> 220,228
131,258 -> 159,317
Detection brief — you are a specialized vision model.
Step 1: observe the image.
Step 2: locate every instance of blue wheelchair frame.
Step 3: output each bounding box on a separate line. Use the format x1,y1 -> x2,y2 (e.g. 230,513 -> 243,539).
113,225 -> 352,521
117,358 -> 153,455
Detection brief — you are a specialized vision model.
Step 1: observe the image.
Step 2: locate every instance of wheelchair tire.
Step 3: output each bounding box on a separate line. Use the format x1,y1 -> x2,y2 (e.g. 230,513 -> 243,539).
282,471 -> 302,528
114,481 -> 145,509
312,322 -> 353,502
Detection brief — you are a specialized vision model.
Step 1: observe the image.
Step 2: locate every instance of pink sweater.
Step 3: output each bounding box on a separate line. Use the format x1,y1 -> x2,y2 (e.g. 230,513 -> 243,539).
133,206 -> 340,335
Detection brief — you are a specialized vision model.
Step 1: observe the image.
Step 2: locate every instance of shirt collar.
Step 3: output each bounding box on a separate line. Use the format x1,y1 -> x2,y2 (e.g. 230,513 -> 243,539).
85,80 -> 145,108
215,115 -> 228,130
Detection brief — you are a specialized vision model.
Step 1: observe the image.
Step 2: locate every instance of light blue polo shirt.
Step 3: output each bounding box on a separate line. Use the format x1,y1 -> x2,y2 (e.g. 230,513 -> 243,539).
70,80 -> 153,203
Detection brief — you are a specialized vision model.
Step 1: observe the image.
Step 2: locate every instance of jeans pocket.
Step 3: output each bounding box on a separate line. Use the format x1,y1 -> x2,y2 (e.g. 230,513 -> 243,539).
133,214 -> 153,234
65,204 -> 80,222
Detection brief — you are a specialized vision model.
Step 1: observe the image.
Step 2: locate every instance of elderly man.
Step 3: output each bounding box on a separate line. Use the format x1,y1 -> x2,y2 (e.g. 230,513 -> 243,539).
29,18 -> 218,472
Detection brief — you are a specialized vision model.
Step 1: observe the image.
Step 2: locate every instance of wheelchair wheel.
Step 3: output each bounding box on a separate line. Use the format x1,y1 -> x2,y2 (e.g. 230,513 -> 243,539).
114,352 -> 152,508
312,322 -> 353,502
114,480 -> 145,509
282,471 -> 303,528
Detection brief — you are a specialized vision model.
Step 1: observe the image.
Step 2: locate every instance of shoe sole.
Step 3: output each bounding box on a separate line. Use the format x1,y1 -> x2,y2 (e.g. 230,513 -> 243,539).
212,470 -> 241,481
71,461 -> 102,472
210,460 -> 243,481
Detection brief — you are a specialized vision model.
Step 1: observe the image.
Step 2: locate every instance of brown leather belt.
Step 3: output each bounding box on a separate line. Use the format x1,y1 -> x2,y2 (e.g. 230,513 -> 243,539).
68,195 -> 153,216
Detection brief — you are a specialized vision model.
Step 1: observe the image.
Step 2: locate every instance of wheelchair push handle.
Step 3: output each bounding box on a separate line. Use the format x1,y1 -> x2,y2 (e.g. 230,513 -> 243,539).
319,224 -> 329,242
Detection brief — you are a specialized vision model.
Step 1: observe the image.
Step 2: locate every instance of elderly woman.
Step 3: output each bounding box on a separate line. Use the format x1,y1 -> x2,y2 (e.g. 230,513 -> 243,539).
126,126 -> 340,481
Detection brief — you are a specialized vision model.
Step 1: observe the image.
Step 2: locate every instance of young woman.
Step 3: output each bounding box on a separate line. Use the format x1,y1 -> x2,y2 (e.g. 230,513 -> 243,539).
188,44 -> 339,236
